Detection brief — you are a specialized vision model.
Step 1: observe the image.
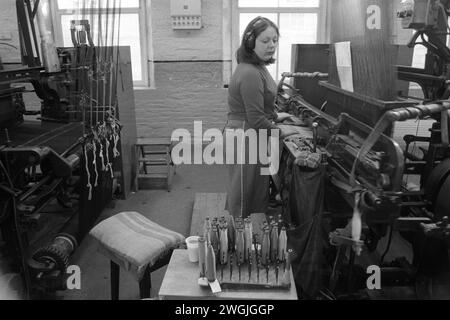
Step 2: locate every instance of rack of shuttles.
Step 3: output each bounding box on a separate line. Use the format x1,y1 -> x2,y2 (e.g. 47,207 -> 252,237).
198,215 -> 292,289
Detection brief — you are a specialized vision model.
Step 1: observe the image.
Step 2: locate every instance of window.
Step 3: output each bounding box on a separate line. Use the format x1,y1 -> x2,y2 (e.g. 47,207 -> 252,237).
53,0 -> 147,86
57,0 -> 140,9
233,0 -> 326,81
239,0 -> 319,8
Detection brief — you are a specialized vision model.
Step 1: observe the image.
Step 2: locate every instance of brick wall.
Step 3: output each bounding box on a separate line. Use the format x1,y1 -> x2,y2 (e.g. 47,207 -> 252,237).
0,0 -> 229,139
151,0 -> 223,61
134,85 -> 228,139
140,0 -> 227,138
154,61 -> 223,89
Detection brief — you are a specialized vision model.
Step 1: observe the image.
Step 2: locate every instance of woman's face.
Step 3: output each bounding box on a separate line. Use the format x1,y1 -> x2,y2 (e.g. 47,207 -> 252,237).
253,26 -> 278,62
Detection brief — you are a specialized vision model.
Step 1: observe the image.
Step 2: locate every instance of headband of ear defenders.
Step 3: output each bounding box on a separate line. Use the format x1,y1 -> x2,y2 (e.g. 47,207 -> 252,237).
244,17 -> 267,43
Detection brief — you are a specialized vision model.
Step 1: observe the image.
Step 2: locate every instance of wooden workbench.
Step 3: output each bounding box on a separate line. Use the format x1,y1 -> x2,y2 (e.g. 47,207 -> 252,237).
158,249 -> 298,300
158,193 -> 298,300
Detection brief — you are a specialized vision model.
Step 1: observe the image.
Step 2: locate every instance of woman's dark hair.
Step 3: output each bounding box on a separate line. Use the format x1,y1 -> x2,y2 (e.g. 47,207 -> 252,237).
236,16 -> 279,65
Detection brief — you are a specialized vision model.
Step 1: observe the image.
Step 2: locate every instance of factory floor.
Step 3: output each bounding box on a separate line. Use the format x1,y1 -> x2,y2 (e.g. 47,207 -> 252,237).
57,164 -> 228,300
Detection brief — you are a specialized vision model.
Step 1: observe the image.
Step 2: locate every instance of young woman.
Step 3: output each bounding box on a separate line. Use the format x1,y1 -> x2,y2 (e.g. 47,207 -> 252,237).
224,16 -> 297,219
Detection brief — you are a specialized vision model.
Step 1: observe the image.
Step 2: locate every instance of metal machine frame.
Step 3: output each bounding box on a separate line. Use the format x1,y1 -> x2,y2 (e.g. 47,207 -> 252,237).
276,0 -> 450,299
0,0 -> 121,299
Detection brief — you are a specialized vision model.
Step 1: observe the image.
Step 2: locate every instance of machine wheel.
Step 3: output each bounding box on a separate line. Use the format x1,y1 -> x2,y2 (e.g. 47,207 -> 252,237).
32,245 -> 69,273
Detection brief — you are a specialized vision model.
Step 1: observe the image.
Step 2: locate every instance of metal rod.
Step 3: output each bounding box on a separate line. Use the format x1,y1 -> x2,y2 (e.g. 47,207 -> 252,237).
19,175 -> 52,202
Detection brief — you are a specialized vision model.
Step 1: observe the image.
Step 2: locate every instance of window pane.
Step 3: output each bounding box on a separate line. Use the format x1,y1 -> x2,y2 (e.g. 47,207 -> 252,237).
278,13 -> 317,76
239,0 -> 319,7
57,0 -> 139,10
239,0 -> 278,8
411,45 -> 427,69
279,0 -> 319,7
60,13 -> 142,81
408,43 -> 427,94
239,13 -> 278,80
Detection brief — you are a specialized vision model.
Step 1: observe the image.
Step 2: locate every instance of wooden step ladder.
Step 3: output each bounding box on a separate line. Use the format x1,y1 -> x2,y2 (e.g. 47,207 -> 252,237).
134,138 -> 176,192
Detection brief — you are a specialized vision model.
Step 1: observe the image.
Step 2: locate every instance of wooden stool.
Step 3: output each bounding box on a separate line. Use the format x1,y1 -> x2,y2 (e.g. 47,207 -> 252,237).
135,138 -> 175,192
89,211 -> 185,299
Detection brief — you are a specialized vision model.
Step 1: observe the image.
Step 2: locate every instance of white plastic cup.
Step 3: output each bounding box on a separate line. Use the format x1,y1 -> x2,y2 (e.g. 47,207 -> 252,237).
186,236 -> 200,263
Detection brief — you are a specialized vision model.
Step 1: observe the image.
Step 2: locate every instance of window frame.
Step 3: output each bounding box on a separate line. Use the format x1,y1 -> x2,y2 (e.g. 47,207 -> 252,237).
51,0 -> 150,87
231,0 -> 329,81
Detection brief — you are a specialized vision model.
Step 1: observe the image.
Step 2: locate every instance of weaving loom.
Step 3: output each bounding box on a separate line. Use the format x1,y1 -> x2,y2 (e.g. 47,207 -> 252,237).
0,0 -> 136,299
276,0 -> 450,299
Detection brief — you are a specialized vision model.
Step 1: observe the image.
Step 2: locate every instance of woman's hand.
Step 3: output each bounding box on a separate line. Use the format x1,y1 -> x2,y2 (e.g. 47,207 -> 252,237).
276,112 -> 294,123
278,125 -> 298,138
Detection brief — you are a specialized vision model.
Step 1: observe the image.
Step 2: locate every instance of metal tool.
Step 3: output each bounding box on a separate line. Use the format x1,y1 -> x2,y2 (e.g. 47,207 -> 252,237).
275,260 -> 279,284
253,233 -> 260,283
244,218 -> 252,262
198,236 -> 206,278
236,227 -> 245,264
261,227 -> 270,265
248,248 -> 252,282
219,227 -> 228,264
278,227 -> 287,262
253,234 -> 259,257
206,244 -> 216,282
203,217 -> 211,244
256,258 -> 260,283
312,122 -> 318,152
270,223 -> 278,262
284,249 -> 292,284
238,261 -> 241,282
229,252 -> 233,280
227,215 -> 236,252
211,224 -> 220,258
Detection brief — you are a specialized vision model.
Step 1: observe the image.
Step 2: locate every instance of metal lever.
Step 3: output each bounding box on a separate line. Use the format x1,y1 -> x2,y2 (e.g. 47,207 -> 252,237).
312,122 -> 318,152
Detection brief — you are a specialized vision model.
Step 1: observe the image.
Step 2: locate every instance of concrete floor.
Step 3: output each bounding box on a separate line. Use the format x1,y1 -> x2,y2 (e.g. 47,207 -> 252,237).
58,164 -> 227,300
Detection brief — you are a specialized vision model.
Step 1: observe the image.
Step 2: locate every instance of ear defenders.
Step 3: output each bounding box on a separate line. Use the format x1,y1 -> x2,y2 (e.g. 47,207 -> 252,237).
243,17 -> 266,50
244,31 -> 256,50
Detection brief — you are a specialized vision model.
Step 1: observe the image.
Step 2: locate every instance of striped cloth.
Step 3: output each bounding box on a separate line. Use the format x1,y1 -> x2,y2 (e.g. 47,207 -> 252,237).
89,211 -> 185,281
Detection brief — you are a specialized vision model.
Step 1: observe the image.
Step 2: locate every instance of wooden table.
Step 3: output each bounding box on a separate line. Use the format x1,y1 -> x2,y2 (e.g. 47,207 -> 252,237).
158,249 -> 298,300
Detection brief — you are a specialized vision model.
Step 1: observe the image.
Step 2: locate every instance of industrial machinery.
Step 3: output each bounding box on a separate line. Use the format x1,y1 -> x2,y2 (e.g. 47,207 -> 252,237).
277,0 -> 450,299
0,0 -> 124,299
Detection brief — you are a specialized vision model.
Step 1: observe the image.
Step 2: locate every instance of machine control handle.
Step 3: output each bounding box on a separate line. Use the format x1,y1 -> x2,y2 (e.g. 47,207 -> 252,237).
282,71 -> 328,79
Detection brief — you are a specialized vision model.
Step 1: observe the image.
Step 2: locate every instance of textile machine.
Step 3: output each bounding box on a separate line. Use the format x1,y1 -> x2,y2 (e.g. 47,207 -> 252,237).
0,0 -> 125,298
277,0 -> 450,299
